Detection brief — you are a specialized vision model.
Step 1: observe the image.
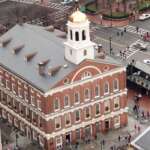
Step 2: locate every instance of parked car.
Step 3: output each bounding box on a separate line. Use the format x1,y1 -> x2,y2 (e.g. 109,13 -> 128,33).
139,13 -> 150,20
61,0 -> 73,5
133,42 -> 147,51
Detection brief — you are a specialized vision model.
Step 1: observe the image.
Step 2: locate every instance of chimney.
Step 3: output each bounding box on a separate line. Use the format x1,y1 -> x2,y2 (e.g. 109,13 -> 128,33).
96,44 -> 105,59
25,52 -> 37,62
1,37 -> 12,47
38,63 -> 45,76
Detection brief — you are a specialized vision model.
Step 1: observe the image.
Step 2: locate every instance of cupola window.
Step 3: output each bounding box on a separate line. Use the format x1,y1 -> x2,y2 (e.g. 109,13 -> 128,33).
75,32 -> 79,41
82,30 -> 86,40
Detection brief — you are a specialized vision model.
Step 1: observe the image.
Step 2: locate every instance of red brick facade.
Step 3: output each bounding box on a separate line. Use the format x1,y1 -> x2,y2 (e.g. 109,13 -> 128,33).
0,60 -> 128,150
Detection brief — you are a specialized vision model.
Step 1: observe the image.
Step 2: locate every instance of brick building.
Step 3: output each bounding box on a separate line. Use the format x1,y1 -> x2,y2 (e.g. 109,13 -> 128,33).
0,10 -> 128,150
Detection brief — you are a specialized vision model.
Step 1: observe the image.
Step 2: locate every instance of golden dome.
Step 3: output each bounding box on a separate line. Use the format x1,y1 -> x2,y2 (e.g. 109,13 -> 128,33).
69,9 -> 88,23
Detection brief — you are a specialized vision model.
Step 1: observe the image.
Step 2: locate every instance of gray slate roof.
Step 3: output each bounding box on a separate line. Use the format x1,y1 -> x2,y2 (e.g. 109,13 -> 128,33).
0,24 -> 76,92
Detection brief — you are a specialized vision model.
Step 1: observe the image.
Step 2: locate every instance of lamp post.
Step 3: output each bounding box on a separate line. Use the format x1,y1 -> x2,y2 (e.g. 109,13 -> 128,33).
15,133 -> 19,149
109,36 -> 113,55
0,129 -> 2,150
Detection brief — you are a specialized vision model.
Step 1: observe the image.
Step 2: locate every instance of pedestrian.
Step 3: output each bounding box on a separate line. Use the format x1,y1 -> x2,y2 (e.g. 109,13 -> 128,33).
118,135 -> 121,142
142,111 -> 145,119
136,26 -> 139,33
128,134 -> 132,143
134,124 -> 137,131
124,27 -> 126,32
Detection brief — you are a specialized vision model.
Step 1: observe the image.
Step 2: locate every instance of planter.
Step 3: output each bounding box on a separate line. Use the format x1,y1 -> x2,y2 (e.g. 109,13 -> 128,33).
103,13 -> 129,20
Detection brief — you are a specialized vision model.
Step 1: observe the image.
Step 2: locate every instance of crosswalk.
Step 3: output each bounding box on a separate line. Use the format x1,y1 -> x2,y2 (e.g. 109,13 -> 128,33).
121,39 -> 148,59
47,1 -> 71,11
118,25 -> 150,36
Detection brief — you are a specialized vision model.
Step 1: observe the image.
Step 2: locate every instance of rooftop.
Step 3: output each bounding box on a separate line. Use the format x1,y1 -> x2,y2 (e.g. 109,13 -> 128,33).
0,23 -> 76,92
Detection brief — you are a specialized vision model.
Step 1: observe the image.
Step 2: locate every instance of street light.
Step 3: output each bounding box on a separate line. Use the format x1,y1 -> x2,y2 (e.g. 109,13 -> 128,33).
109,36 -> 113,55
15,133 -> 19,149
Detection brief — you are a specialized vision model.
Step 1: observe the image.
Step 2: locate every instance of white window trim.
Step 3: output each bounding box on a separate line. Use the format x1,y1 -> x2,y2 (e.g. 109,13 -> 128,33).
95,103 -> 100,116
31,95 -> 35,106
95,85 -> 100,98
18,87 -> 23,98
114,116 -> 120,128
64,95 -> 70,108
113,79 -> 119,92
104,100 -> 110,114
75,110 -> 81,123
114,97 -> 120,110
24,91 -> 28,102
54,98 -> 60,112
85,107 -> 91,119
84,88 -> 90,101
55,117 -> 61,130
6,80 -> 10,90
104,81 -> 110,95
74,92 -> 80,105
33,130 -> 37,141
65,113 -> 71,127
37,100 -> 42,111
12,83 -> 16,94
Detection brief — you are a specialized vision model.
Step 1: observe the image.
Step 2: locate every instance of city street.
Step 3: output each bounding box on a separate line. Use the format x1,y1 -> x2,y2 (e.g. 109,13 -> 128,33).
91,18 -> 150,63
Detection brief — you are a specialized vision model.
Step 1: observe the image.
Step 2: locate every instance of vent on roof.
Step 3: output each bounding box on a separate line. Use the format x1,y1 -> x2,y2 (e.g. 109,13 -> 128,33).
48,65 -> 62,76
0,37 -> 12,47
57,33 -> 66,39
45,26 -> 55,32
25,52 -> 37,62
12,44 -> 24,54
38,59 -> 50,76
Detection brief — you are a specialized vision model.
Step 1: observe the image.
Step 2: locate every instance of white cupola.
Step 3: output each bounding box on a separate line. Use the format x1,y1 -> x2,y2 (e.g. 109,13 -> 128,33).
64,9 -> 95,65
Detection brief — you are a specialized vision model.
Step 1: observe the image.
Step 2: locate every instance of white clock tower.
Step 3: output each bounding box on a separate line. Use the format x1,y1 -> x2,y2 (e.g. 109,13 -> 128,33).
64,9 -> 95,64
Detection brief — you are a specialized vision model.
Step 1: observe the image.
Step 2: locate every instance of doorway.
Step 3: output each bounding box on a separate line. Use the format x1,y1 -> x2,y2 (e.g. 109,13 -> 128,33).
105,120 -> 110,129
66,132 -> 71,144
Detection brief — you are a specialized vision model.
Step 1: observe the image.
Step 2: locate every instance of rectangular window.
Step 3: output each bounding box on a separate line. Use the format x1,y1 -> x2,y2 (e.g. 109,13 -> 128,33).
31,95 -> 35,106
55,117 -> 61,130
95,85 -> 100,97
84,88 -> 90,100
85,107 -> 90,119
54,98 -> 60,111
114,116 -> 120,128
65,113 -> 71,126
74,92 -> 80,104
114,97 -> 120,110
95,103 -> 100,115
104,101 -> 110,113
37,100 -> 42,111
75,110 -> 80,122
24,91 -> 28,102
0,75 -> 4,86
64,95 -> 70,108
12,83 -> 16,94
6,80 -> 10,90
18,87 -> 23,98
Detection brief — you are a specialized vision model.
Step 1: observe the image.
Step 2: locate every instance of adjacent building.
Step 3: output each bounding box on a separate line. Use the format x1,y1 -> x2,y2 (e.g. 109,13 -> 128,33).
0,10 -> 128,150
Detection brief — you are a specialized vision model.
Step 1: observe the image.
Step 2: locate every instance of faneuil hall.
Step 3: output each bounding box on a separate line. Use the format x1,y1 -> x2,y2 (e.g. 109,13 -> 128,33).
0,7 -> 128,150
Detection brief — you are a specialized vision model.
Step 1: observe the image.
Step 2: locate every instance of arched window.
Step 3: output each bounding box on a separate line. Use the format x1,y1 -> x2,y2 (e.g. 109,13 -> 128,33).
84,50 -> 87,56
82,30 -> 86,40
75,32 -> 79,41
70,30 -> 72,40
113,79 -> 119,91
85,107 -> 90,119
81,71 -> 92,80
104,81 -> 109,94
84,88 -> 90,100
